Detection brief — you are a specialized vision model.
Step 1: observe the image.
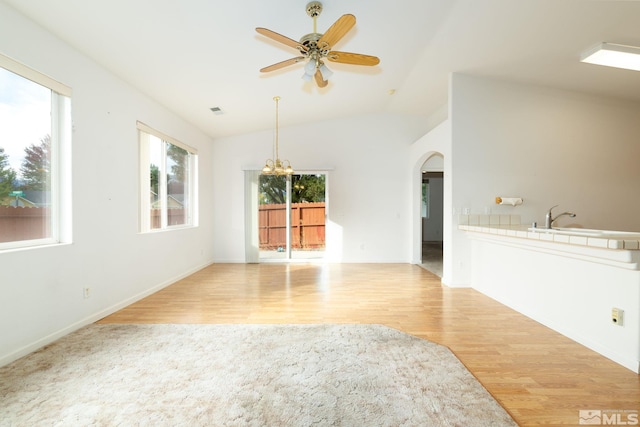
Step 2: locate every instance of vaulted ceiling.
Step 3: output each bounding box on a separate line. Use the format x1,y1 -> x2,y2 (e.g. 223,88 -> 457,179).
4,0 -> 640,139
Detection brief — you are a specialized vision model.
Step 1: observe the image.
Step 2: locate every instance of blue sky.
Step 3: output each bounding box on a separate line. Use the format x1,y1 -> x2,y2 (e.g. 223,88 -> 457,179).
0,66 -> 51,178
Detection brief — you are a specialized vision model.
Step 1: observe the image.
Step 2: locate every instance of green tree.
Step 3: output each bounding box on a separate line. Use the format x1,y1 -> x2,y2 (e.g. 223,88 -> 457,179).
259,174 -> 325,204
259,175 -> 286,204
292,174 -> 325,203
0,147 -> 17,202
167,143 -> 188,183
150,164 -> 159,195
20,134 -> 50,191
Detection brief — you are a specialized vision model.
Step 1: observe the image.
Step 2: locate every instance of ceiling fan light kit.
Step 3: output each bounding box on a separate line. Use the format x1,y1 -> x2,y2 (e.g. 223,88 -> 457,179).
256,1 -> 380,88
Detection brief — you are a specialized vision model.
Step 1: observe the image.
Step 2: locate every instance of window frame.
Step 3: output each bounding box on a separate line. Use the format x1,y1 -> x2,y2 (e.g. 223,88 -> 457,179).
137,121 -> 198,233
0,53 -> 72,252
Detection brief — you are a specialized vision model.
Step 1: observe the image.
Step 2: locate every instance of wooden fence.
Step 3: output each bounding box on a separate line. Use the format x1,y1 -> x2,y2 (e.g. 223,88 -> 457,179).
259,202 -> 325,250
0,206 -> 50,242
1,204 -> 323,249
150,208 -> 186,229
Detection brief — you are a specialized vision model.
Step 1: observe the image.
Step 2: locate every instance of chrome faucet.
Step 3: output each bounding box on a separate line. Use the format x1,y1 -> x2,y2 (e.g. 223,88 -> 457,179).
545,205 -> 576,229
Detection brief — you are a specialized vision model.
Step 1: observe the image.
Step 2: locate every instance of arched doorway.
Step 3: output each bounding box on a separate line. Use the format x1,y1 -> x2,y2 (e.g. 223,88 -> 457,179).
419,153 -> 444,277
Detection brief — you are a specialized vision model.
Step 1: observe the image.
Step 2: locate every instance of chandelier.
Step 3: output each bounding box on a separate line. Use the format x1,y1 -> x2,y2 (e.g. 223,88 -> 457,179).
262,96 -> 294,175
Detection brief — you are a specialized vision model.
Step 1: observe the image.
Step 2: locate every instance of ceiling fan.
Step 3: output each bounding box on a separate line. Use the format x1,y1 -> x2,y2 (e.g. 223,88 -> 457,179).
256,1 -> 380,88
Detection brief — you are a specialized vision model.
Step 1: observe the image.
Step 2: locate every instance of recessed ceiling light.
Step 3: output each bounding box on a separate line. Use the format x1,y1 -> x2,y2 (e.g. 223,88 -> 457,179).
210,107 -> 224,115
580,42 -> 640,72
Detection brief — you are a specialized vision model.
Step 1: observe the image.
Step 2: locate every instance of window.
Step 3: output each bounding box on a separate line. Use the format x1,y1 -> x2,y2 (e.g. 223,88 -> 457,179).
0,53 -> 71,250
422,180 -> 430,219
138,122 -> 197,232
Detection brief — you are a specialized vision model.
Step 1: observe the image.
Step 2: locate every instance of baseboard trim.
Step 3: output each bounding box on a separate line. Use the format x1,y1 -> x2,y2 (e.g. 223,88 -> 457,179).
0,261 -> 212,368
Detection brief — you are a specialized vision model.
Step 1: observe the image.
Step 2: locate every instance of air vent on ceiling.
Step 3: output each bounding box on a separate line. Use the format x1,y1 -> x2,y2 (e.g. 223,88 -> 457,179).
210,107 -> 224,115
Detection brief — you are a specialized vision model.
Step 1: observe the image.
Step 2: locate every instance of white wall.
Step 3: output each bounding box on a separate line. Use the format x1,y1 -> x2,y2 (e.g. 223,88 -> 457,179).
0,3 -> 215,366
212,113 -> 427,263
449,74 -> 640,286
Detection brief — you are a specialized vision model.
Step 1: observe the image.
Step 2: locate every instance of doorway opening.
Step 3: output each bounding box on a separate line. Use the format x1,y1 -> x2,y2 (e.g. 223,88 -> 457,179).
258,173 -> 326,261
420,156 -> 444,277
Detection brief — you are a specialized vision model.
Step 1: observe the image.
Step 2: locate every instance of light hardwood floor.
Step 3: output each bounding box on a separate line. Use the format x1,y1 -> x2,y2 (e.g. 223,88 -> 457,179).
99,263 -> 639,426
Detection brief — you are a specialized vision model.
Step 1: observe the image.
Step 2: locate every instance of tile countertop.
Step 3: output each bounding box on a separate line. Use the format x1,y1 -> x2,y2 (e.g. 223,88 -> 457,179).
457,215 -> 640,251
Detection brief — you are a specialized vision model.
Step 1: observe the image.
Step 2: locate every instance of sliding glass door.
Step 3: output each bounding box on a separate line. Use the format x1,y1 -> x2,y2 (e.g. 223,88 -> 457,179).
258,174 -> 289,259
258,173 -> 326,260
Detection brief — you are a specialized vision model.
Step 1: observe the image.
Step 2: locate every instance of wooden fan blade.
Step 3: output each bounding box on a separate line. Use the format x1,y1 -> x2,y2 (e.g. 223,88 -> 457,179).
314,69 -> 328,88
260,57 -> 306,73
256,27 -> 308,51
327,51 -> 380,66
317,14 -> 356,49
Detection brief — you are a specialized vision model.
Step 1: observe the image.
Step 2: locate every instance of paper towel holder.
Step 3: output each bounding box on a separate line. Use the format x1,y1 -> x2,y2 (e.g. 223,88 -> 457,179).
495,197 -> 523,206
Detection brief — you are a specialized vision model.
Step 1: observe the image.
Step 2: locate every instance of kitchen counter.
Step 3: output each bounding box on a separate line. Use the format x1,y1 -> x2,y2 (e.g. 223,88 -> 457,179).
458,214 -> 640,372
458,215 -> 640,251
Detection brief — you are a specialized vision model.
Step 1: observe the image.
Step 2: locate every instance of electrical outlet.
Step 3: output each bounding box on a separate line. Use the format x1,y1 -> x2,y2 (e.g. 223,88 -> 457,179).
611,307 -> 623,326
83,287 -> 91,299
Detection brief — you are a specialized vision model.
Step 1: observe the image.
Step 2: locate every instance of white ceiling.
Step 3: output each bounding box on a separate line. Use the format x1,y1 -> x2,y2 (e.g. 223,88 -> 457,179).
4,0 -> 640,139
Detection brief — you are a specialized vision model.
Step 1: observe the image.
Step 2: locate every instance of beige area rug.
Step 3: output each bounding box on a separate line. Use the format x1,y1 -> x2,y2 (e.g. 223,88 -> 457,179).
0,324 -> 516,426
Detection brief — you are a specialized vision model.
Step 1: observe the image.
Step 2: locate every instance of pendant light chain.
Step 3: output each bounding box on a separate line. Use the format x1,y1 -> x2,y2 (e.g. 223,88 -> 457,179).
274,96 -> 279,160
262,95 -> 294,176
